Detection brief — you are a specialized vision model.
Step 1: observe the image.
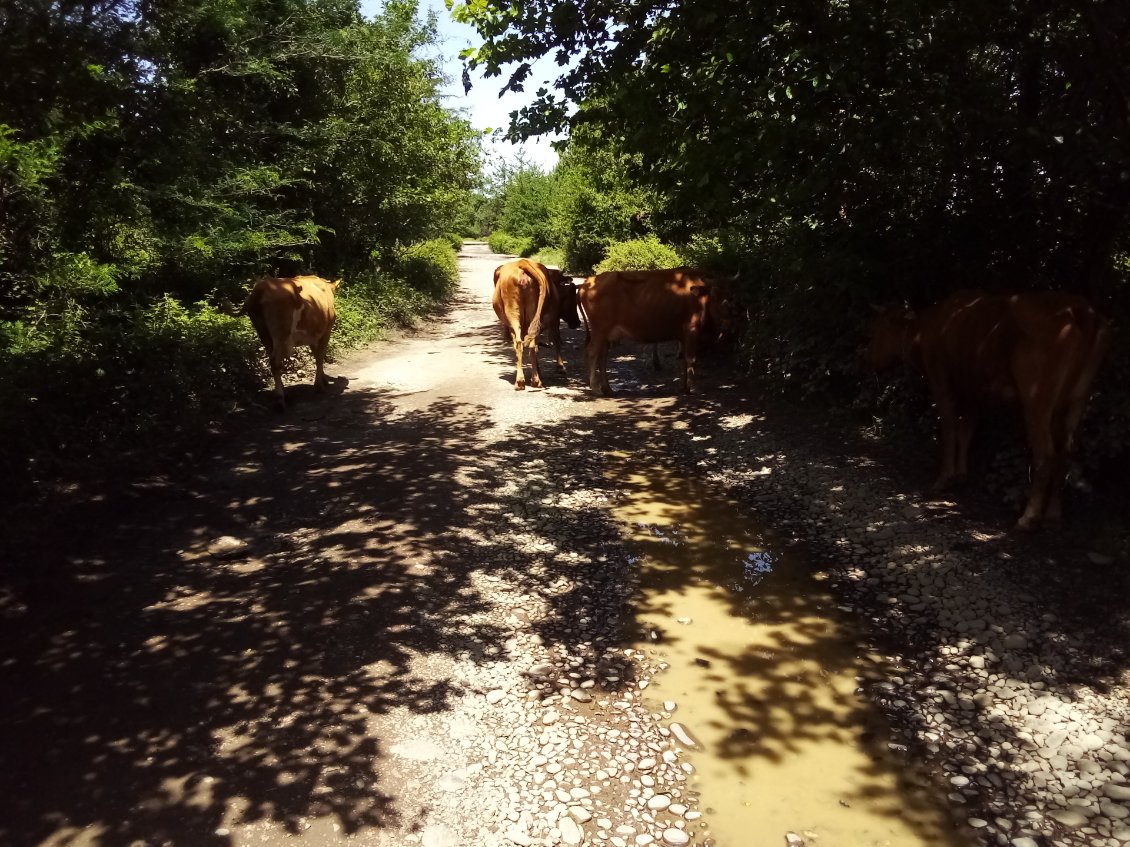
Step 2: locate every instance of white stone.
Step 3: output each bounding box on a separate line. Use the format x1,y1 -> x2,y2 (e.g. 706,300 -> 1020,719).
1049,808 -> 1091,828
559,816 -> 584,845
570,807 -> 593,824
421,824 -> 459,847
1104,783 -> 1130,801
647,794 -> 672,811
669,723 -> 699,748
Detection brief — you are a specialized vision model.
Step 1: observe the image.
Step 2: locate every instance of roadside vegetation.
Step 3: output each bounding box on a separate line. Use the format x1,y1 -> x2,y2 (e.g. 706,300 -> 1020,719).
0,0 -> 477,488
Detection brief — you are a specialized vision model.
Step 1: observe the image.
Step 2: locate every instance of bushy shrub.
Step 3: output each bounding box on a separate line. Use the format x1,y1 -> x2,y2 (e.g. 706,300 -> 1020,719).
0,297 -> 262,489
333,272 -> 435,352
391,238 -> 459,300
530,247 -> 566,271
678,230 -> 749,274
488,231 -> 534,257
594,236 -> 683,273
444,232 -> 464,252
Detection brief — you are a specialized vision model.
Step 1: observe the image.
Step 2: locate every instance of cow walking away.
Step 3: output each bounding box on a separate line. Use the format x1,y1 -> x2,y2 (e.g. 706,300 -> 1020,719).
492,259 -> 580,389
242,275 -> 340,408
578,267 -> 728,396
866,290 -> 1109,530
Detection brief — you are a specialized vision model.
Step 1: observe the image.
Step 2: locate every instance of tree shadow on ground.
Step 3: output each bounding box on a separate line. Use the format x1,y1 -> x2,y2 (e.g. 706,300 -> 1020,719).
0,320 -> 752,846
1,315 -> 1125,847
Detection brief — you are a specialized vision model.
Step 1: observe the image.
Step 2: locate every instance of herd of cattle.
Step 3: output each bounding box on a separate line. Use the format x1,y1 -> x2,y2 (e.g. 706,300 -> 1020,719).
242,256 -> 1110,531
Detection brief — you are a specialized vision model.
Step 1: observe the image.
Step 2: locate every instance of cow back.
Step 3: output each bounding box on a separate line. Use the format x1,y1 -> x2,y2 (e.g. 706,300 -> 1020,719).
292,275 -> 338,340
244,276 -> 337,350
493,260 -> 558,335
920,290 -> 1106,401
579,268 -> 712,344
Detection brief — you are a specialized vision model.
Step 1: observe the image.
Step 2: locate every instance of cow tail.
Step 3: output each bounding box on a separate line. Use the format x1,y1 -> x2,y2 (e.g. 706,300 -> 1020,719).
576,280 -> 592,348
519,258 -> 548,347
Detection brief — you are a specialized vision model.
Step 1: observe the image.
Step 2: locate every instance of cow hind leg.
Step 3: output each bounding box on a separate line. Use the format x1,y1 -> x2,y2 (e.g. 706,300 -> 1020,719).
548,325 -> 566,371
587,336 -> 611,395
510,326 -> 527,390
269,348 -> 287,409
954,410 -> 978,480
527,336 -> 543,388
930,403 -> 964,490
681,331 -> 701,394
313,336 -> 331,391
1016,397 -> 1057,531
1042,451 -> 1070,529
599,353 -> 613,395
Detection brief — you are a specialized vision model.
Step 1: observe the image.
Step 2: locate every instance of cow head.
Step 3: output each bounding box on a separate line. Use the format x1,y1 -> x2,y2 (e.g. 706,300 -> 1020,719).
864,305 -> 916,370
695,269 -> 741,344
547,269 -> 582,329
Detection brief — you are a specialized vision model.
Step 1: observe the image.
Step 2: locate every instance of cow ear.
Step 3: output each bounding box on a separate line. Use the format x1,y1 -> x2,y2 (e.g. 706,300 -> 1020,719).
332,278 -> 342,290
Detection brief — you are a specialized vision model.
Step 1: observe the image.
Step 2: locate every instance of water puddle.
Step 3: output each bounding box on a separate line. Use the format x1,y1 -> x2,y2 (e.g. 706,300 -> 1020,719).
607,453 -> 970,847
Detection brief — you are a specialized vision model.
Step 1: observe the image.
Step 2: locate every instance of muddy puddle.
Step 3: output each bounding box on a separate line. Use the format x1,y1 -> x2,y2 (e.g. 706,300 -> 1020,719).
608,453 -> 971,847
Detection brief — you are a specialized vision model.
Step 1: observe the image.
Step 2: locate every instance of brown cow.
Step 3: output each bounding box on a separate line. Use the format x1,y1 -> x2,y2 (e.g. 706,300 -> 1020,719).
493,259 -> 579,389
578,267 -> 727,395
866,290 -> 1109,530
515,263 -> 581,370
242,275 -> 340,408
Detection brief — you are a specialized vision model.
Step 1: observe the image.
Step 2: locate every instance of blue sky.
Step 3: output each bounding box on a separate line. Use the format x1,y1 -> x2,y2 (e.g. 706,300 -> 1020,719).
360,0 -> 563,171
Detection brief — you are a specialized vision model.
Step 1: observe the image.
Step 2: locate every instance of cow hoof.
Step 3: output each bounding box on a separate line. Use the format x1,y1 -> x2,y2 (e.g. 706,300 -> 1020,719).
515,382 -> 525,391
1013,516 -> 1041,533
531,380 -> 543,389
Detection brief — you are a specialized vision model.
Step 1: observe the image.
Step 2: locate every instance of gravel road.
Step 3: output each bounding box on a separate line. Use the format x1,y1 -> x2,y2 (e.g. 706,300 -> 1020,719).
1,242 -> 1127,847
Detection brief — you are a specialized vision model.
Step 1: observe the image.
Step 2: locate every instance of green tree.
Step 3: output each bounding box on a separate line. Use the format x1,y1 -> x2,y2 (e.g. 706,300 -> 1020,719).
548,124 -> 659,272
0,0 -> 481,484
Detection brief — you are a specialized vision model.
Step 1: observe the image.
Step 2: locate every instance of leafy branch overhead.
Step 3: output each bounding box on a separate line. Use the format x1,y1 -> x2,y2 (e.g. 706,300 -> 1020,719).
452,0 -> 1130,297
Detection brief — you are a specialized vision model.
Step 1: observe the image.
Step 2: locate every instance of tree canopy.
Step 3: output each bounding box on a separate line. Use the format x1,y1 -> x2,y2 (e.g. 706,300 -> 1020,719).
452,0 -> 1130,300
1,0 -> 480,324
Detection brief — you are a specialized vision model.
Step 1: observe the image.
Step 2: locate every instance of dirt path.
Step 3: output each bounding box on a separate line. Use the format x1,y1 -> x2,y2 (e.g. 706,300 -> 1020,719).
0,243 -> 699,847
2,243 -> 1128,847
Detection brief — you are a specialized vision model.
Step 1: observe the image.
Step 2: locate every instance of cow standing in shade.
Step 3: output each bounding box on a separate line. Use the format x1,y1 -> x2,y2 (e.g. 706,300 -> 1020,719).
578,267 -> 727,396
242,275 -> 340,408
493,259 -> 580,389
866,290 -> 1109,530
